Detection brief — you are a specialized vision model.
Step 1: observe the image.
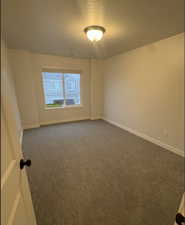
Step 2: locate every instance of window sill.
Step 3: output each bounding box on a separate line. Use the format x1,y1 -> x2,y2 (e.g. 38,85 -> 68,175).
44,104 -> 83,110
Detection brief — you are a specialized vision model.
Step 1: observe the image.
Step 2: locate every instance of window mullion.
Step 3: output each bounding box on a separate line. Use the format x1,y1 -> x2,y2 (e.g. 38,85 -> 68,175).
62,73 -> 66,105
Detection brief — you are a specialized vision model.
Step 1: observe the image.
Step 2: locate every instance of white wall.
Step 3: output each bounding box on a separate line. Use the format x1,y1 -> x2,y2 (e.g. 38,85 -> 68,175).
8,50 -> 40,129
90,59 -> 104,119
1,38 -> 22,140
104,33 -> 184,154
8,50 -> 103,128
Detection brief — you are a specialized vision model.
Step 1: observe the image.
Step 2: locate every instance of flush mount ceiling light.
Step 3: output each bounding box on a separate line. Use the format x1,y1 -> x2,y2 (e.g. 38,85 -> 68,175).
84,25 -> 106,42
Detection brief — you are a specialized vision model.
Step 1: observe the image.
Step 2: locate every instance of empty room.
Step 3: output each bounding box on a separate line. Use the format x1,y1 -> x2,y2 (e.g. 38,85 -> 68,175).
1,0 -> 184,225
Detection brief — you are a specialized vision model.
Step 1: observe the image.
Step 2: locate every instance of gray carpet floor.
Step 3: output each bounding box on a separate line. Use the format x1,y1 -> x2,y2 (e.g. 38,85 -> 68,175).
22,120 -> 184,225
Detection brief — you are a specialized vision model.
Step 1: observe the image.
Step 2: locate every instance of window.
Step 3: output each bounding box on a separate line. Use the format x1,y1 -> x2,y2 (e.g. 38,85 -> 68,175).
42,71 -> 81,108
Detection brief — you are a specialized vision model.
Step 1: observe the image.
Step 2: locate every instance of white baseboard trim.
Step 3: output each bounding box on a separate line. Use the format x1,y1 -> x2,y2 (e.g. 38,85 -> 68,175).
23,117 -> 91,129
40,117 -> 90,126
103,118 -> 184,157
90,117 -> 102,120
23,123 -> 40,130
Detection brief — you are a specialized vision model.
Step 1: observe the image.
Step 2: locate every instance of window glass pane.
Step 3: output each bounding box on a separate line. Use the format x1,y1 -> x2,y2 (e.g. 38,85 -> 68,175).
64,73 -> 80,105
42,72 -> 64,107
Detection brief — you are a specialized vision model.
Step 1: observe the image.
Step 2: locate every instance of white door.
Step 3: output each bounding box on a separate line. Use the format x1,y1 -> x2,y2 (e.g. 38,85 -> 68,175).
1,38 -> 37,225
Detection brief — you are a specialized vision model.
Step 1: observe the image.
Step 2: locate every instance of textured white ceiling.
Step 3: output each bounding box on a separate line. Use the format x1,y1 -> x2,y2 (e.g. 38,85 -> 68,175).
5,0 -> 184,58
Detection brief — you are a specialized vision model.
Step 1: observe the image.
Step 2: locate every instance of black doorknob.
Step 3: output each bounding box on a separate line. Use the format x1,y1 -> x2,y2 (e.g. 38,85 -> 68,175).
176,213 -> 185,225
20,159 -> 31,169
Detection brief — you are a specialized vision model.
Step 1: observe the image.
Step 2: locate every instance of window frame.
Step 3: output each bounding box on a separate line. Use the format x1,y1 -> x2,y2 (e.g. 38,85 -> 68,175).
41,68 -> 83,110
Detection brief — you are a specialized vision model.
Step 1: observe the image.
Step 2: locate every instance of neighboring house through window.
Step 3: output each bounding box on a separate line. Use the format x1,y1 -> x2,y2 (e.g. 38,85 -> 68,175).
42,71 -> 81,108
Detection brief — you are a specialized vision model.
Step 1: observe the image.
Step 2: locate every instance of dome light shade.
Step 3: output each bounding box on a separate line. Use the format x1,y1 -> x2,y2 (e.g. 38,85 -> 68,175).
84,25 -> 106,42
